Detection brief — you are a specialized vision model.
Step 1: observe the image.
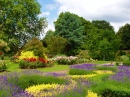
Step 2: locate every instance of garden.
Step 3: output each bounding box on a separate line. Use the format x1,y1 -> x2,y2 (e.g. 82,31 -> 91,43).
1,1 -> 130,97
0,50 -> 130,97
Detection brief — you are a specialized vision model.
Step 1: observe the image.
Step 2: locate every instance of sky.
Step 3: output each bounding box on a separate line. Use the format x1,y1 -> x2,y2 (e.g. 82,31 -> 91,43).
37,0 -> 130,32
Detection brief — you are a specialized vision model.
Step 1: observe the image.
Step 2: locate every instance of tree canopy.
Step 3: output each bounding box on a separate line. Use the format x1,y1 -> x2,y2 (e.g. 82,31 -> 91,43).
0,0 -> 47,49
117,23 -> 130,50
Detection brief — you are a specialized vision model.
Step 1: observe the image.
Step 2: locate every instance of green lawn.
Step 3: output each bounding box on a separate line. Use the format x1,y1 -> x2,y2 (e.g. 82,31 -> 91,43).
4,61 -> 69,73
91,61 -> 111,65
2,60 -> 111,73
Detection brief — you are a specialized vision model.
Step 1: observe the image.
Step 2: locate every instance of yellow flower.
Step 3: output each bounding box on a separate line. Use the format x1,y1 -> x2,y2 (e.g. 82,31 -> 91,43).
94,70 -> 113,74
86,90 -> 98,97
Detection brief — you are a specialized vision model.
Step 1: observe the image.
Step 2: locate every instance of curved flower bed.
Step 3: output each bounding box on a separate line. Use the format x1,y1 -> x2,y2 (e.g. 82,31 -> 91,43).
25,80 -> 77,97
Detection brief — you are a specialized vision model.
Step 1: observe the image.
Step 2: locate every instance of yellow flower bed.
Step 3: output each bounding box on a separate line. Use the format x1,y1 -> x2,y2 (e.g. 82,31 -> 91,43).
70,74 -> 97,79
86,90 -> 98,97
25,80 -> 77,97
94,70 -> 114,74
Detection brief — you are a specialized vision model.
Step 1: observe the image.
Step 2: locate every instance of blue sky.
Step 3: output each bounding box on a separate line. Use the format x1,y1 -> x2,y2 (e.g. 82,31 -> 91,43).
37,0 -> 130,32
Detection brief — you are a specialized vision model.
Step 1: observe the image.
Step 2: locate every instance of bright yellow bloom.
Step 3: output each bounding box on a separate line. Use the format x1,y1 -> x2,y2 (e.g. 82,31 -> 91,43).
86,90 -> 98,97
94,70 -> 113,74
70,74 -> 97,79
25,80 -> 77,97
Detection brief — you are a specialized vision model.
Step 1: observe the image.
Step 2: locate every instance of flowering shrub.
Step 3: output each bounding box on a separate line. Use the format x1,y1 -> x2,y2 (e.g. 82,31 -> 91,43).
53,56 -> 78,65
19,51 -> 38,60
0,60 -> 7,72
19,57 -> 54,69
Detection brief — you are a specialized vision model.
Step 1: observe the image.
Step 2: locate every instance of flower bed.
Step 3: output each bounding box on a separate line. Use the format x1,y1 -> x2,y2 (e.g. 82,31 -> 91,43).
19,57 -> 54,69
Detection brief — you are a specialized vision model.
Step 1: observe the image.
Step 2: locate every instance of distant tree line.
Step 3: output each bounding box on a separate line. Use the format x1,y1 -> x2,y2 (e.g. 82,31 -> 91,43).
0,0 -> 130,61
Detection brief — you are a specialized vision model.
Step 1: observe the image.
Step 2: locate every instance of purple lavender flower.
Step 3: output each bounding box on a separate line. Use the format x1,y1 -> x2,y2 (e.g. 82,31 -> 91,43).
70,64 -> 95,71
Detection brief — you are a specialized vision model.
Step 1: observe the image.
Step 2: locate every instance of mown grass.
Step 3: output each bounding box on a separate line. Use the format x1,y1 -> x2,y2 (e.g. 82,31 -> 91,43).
2,61 -> 69,73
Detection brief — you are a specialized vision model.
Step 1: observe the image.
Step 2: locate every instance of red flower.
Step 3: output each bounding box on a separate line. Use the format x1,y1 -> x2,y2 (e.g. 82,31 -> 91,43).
0,52 -> 2,55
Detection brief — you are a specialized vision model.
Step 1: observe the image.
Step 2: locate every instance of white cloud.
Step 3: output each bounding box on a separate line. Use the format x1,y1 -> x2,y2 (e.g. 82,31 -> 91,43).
39,12 -> 50,17
55,0 -> 130,31
46,4 -> 58,10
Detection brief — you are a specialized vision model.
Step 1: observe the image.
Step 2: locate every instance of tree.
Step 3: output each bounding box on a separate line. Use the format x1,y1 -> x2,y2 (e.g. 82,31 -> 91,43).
54,12 -> 86,55
87,20 -> 119,60
0,39 -> 10,52
92,20 -> 114,31
117,23 -> 130,50
43,36 -> 67,56
0,0 -> 47,48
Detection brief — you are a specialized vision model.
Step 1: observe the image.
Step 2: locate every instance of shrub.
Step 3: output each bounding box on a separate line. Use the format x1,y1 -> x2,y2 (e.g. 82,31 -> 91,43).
69,68 -> 96,75
120,55 -> 129,62
0,60 -> 7,72
8,75 -> 68,90
94,66 -> 117,72
19,57 -> 53,69
123,61 -> 130,66
23,37 -> 48,57
19,51 -> 38,60
54,56 -> 78,65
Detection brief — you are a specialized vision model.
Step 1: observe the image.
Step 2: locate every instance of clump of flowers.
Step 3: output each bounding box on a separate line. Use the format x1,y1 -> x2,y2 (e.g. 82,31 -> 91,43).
19,57 -> 53,69
86,90 -> 98,97
53,55 -> 78,65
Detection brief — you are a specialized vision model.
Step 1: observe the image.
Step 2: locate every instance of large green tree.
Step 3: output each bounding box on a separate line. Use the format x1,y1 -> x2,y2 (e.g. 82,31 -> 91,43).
117,23 -> 130,50
0,0 -> 47,48
87,20 -> 119,60
54,12 -> 88,55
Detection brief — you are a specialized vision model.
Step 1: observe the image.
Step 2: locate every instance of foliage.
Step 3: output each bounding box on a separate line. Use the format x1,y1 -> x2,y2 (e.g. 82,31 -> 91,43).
43,36 -> 67,56
8,75 -> 68,90
69,68 -> 96,75
92,20 -> 114,31
117,23 -> 130,50
87,25 -> 119,60
23,37 -> 48,57
0,39 -> 10,52
120,55 -> 129,62
19,51 -> 38,60
94,66 -> 117,72
0,0 -> 47,47
123,61 -> 130,66
0,60 -> 7,71
54,12 -> 86,55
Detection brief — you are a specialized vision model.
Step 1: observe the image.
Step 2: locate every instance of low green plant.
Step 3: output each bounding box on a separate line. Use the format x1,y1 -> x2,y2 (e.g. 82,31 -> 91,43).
69,68 -> 96,75
123,61 -> 130,66
94,66 -> 117,72
0,60 -> 7,72
8,75 -> 68,90
89,74 -> 130,97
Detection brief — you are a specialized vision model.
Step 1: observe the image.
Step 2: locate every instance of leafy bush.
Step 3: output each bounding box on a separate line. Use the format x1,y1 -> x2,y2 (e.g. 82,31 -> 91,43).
8,75 -> 68,90
19,57 -> 54,69
94,66 -> 117,72
23,37 -> 48,57
120,55 -> 129,62
19,51 -> 38,60
0,60 -> 7,72
69,68 -> 96,75
89,74 -> 130,97
123,61 -> 130,66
